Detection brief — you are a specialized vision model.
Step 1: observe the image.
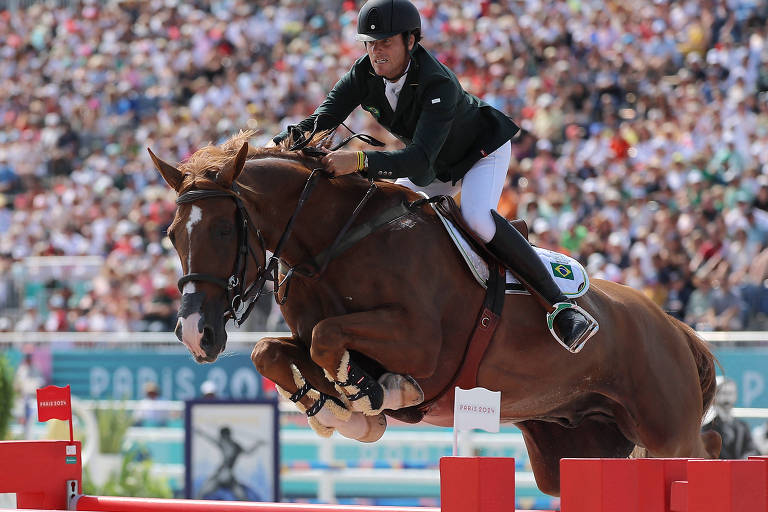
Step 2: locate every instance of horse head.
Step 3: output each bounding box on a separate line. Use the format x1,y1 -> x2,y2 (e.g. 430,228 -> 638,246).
149,137 -> 259,362
149,130 -> 380,363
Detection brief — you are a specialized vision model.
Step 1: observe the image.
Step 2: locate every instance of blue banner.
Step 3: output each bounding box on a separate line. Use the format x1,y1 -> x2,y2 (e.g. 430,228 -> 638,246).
44,346 -> 768,406
713,348 -> 768,408
52,349 -> 266,400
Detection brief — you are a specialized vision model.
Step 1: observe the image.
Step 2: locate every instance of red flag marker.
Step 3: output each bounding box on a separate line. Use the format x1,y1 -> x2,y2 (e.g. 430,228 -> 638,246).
36,385 -> 73,442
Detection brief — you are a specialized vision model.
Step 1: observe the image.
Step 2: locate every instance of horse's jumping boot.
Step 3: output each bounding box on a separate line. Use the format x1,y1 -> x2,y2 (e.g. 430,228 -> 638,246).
333,351 -> 384,415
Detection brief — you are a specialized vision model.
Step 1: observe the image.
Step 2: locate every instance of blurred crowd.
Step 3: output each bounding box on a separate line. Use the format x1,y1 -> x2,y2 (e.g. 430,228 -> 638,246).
1,0 -> 768,332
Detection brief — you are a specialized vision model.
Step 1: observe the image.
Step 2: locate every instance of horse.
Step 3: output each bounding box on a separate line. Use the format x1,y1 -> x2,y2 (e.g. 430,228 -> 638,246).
149,131 -> 720,495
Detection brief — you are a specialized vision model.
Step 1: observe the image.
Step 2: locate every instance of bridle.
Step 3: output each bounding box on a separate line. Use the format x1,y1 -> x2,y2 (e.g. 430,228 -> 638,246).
175,185 -> 269,326
174,125 -> 385,327
175,169 -> 383,326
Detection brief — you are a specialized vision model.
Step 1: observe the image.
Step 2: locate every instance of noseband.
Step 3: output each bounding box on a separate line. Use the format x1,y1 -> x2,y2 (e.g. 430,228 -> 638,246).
175,185 -> 270,326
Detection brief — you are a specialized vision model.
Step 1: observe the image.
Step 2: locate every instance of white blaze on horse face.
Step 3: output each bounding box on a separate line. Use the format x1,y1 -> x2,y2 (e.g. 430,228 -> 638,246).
185,206 -> 203,270
179,207 -> 206,358
180,312 -> 205,358
179,282 -> 205,358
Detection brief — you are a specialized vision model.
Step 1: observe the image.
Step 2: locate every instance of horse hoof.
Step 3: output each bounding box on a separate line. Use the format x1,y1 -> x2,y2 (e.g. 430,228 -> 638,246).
357,413 -> 387,443
379,373 -> 424,409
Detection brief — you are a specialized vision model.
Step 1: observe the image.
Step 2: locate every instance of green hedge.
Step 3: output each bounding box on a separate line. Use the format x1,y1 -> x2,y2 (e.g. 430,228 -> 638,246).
0,355 -> 14,440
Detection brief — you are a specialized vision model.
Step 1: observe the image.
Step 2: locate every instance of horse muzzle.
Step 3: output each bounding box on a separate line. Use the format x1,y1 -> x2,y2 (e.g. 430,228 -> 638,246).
175,316 -> 227,363
176,292 -> 227,362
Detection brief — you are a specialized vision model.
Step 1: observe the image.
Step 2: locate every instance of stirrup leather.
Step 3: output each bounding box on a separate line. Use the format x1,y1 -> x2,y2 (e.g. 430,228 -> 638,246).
546,302 -> 599,354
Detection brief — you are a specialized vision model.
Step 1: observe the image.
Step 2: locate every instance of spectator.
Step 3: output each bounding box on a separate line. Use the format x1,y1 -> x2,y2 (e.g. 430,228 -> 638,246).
753,420 -> 768,456
133,382 -> 169,427
0,0 -> 766,334
686,275 -> 715,330
200,380 -> 218,400
12,346 -> 44,439
662,271 -> 693,321
702,377 -> 760,459
708,275 -> 746,331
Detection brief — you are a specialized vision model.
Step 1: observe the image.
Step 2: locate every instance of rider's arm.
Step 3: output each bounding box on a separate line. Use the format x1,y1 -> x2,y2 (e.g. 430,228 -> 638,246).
272,61 -> 367,145
362,77 -> 458,185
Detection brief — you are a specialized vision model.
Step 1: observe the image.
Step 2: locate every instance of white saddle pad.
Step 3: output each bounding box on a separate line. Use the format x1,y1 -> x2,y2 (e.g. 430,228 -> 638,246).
432,205 -> 589,297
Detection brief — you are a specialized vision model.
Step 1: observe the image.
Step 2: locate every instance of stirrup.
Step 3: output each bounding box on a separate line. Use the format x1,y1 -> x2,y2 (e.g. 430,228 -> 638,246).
546,302 -> 599,354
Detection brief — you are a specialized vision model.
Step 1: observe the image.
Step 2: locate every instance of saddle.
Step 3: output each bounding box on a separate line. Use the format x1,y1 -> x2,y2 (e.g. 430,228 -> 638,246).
429,194 -> 589,299
432,195 -> 529,255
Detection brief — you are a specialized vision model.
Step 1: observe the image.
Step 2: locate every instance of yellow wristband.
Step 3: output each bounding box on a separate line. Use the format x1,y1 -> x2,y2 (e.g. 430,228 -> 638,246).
357,151 -> 365,172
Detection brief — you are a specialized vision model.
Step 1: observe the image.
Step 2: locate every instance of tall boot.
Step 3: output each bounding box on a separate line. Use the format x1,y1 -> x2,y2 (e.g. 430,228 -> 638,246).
486,210 -> 598,352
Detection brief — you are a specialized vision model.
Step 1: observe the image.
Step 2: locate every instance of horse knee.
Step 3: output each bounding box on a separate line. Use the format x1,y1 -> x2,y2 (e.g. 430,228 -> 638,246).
310,321 -> 343,363
251,338 -> 285,377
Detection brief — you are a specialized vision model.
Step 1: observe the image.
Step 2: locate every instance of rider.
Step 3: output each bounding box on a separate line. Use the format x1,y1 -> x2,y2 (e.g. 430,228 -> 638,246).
271,0 -> 598,352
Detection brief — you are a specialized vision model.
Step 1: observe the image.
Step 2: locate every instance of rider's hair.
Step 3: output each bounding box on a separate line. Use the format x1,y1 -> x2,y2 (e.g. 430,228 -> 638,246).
402,29 -> 421,46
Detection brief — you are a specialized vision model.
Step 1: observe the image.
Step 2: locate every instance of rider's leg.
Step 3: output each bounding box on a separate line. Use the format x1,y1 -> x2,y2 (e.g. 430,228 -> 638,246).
459,141 -> 597,352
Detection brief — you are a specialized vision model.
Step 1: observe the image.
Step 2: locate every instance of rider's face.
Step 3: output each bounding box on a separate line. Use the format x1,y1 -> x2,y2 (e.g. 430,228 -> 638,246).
366,34 -> 414,80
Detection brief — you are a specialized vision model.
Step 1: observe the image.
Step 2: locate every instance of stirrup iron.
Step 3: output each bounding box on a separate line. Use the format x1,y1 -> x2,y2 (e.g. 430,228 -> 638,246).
546,302 -> 599,354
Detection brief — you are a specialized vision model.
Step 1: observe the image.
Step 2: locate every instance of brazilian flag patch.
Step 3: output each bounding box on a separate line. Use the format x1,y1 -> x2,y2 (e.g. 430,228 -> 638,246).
551,262 -> 574,280
363,105 -> 381,119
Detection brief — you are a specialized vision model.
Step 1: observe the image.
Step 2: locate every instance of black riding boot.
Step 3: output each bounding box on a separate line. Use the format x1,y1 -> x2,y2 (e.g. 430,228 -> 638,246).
486,210 -> 597,352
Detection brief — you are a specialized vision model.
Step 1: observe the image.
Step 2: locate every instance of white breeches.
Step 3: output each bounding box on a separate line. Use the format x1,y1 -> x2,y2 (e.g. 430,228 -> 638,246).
395,140 -> 511,242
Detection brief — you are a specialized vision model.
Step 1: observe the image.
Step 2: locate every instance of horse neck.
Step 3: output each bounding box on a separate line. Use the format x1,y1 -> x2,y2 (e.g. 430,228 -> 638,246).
237,157 -> 364,266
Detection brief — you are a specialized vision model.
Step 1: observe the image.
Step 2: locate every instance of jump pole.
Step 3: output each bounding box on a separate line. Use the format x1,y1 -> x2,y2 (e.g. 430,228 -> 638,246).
73,497 -> 438,512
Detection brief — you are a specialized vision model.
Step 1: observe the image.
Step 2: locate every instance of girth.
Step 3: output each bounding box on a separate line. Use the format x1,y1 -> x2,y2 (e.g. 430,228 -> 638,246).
417,260 -> 506,413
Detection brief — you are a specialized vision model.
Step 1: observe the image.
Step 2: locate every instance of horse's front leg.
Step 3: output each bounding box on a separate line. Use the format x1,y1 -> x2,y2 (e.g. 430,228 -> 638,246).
251,336 -> 386,442
310,307 -> 439,415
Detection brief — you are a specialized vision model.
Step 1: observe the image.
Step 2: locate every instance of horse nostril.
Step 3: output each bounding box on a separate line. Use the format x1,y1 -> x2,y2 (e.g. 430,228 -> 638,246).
201,326 -> 215,351
174,320 -> 183,341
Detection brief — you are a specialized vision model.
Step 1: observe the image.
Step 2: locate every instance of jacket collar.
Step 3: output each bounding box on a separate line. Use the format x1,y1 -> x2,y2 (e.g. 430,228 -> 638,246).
390,60 -> 419,123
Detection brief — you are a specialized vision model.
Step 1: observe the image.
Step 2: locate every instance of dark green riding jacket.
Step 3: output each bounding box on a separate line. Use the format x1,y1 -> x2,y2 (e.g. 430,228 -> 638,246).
274,44 -> 520,186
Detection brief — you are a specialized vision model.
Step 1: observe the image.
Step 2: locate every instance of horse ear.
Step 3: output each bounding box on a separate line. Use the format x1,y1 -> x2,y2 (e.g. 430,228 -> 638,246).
148,148 -> 183,191
218,142 -> 249,186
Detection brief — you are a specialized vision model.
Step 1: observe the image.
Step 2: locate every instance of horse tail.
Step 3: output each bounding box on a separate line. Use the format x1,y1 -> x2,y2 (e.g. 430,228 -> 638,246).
672,317 -> 720,414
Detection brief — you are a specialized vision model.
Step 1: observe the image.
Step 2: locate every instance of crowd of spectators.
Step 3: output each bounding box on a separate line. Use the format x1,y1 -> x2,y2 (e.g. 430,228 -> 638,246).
1,0 -> 768,332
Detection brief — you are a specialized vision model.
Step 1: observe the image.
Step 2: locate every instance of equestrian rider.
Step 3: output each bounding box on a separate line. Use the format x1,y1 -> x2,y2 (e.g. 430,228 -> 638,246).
272,0 -> 598,352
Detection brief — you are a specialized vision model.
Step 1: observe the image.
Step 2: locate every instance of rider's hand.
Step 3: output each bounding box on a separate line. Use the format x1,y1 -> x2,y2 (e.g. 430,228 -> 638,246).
321,150 -> 362,177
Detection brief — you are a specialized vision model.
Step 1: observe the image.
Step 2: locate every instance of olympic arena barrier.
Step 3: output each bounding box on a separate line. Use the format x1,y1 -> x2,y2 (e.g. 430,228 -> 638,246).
3,440 -> 768,512
559,457 -> 768,512
0,441 -> 532,512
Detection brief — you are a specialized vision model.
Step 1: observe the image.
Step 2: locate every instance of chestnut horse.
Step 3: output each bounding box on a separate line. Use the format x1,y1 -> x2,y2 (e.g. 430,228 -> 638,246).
149,132 -> 719,495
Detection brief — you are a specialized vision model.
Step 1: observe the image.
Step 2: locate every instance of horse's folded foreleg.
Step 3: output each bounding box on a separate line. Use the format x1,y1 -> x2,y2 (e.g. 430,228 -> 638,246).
251,337 -> 386,442
310,308 -> 438,415
272,363 -> 386,442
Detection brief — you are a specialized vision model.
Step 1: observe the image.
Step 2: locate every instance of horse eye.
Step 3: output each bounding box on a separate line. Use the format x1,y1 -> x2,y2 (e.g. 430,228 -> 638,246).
214,223 -> 233,238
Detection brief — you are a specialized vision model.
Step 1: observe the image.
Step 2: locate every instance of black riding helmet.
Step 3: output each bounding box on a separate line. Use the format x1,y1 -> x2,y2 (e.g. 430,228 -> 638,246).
356,0 -> 421,42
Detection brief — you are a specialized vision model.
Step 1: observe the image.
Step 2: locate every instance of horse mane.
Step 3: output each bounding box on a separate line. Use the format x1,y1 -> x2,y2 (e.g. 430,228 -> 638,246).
178,129 -> 330,179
